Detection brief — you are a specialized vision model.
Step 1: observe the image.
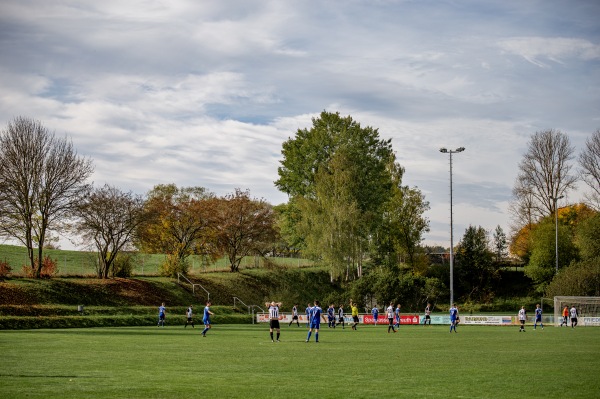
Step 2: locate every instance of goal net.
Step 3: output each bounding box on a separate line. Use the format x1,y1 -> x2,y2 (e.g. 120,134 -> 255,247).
553,296 -> 600,327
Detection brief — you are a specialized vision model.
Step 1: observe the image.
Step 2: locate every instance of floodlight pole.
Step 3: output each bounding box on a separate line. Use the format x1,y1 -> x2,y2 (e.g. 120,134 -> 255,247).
439,146 -> 465,308
551,195 -> 564,274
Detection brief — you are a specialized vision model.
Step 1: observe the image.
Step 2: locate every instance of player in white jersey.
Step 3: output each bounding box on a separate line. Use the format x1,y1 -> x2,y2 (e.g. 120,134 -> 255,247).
337,304 -> 345,329
266,301 -> 283,342
386,302 -> 397,333
185,305 -> 194,328
423,303 -> 431,326
570,306 -> 578,328
518,306 -> 527,332
289,304 -> 300,327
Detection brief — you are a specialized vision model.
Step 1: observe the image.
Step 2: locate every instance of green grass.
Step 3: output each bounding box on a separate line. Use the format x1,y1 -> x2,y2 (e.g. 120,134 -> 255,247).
0,244 -> 314,276
2,324 -> 599,398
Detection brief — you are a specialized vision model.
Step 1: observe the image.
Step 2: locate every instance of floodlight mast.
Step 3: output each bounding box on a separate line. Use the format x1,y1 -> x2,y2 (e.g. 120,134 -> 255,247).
439,147 -> 465,308
551,195 -> 564,274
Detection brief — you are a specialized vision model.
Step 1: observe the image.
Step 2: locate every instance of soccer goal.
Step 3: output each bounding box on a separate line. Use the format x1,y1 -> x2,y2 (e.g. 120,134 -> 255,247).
553,296 -> 600,327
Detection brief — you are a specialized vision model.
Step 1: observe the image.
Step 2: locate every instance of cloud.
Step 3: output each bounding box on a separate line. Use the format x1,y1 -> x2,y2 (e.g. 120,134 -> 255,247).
0,0 -> 599,250
498,37 -> 600,67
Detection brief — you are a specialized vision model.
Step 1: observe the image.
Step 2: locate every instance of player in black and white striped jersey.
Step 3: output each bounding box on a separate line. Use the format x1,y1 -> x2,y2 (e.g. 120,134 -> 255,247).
266,301 -> 283,342
289,304 -> 300,327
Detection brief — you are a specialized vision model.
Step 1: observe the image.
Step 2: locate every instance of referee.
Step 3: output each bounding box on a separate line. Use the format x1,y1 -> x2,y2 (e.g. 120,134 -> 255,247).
266,301 -> 283,342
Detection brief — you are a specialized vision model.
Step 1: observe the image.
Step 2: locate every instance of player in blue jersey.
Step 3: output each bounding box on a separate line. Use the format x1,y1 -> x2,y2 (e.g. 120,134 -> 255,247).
306,300 -> 322,343
449,304 -> 459,333
327,304 -> 336,328
395,304 -> 401,328
157,302 -> 166,327
200,301 -> 214,337
289,304 -> 300,327
305,303 -> 312,327
534,304 -> 544,330
386,302 -> 397,333
371,305 -> 379,326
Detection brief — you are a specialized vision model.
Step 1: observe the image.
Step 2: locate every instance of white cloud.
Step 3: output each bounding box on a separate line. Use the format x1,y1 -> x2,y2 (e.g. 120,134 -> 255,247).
498,37 -> 600,67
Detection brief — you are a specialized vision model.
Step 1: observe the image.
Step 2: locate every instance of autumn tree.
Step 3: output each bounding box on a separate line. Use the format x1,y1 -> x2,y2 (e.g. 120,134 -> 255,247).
579,129 -> 600,210
213,189 -> 278,272
137,184 -> 217,276
0,117 -> 93,278
74,185 -> 145,278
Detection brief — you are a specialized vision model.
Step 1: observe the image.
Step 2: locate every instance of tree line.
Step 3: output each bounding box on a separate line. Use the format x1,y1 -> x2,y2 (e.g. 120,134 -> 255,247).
1,115 -> 598,308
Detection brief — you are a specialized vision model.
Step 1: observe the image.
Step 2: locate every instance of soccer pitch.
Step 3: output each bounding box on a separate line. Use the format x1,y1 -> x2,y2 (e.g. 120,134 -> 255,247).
2,324 -> 599,399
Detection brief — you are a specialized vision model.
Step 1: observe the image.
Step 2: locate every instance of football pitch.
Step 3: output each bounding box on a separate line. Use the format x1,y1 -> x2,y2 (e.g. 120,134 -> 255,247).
2,324 -> 599,399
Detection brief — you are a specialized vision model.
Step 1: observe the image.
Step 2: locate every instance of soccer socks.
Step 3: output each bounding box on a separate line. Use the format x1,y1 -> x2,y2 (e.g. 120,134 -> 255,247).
276,332 -> 280,341
270,332 -> 274,341
306,331 -> 312,341
201,327 -> 209,336
315,332 -> 319,342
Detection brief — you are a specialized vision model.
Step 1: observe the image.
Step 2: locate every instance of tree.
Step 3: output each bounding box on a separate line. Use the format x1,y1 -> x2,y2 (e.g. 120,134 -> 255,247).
575,211 -> 600,260
492,225 -> 508,262
137,184 -> 216,276
275,111 -> 396,279
579,129 -> 600,210
525,218 -> 578,288
74,185 -> 145,279
512,129 -> 578,221
454,225 -> 496,301
386,182 -> 430,269
0,117 -> 93,278
213,189 -> 278,272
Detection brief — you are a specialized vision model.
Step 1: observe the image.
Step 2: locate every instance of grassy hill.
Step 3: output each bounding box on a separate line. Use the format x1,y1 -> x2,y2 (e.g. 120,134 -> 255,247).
0,244 -> 313,276
0,266 -> 341,329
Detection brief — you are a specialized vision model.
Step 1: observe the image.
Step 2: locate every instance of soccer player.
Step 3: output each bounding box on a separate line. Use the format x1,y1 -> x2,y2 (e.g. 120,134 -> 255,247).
185,304 -> 194,328
350,299 -> 359,330
534,304 -> 543,330
371,305 -> 379,326
395,304 -> 401,328
518,306 -> 527,332
157,302 -> 166,327
289,304 -> 300,327
266,301 -> 282,342
305,303 -> 313,328
201,301 -> 214,337
337,304 -> 345,329
386,302 -> 397,333
560,305 -> 569,327
306,300 -> 322,343
570,305 -> 578,328
449,303 -> 459,333
423,303 -> 431,326
327,304 -> 336,328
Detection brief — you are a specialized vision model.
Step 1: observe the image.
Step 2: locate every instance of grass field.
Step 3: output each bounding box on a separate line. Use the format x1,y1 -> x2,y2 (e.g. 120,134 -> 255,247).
0,244 -> 314,276
2,324 -> 599,399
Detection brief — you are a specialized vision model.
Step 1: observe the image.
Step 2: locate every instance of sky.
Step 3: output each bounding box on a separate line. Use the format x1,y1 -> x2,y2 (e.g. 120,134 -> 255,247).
1,0 -> 599,250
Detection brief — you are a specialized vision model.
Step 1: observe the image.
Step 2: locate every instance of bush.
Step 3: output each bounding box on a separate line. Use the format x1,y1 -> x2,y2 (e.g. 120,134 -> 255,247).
159,255 -> 190,277
21,256 -> 58,278
0,260 -> 11,279
111,253 -> 136,278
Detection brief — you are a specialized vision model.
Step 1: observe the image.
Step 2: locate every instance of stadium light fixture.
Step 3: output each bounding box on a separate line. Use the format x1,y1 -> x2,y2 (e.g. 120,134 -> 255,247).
551,195 -> 564,274
439,147 -> 465,308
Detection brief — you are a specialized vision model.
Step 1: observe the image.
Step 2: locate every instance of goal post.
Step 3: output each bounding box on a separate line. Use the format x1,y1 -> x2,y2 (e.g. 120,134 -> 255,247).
553,296 -> 600,327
